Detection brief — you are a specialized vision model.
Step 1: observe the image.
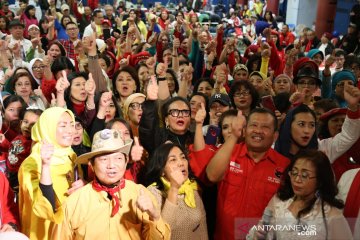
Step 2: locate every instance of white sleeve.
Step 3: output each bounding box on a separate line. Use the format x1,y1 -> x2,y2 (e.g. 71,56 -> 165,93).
318,116 -> 360,163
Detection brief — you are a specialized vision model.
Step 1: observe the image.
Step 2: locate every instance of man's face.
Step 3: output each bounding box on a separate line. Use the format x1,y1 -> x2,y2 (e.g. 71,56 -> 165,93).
335,55 -> 345,69
91,152 -> 127,185
281,25 -> 288,34
245,112 -> 278,153
10,25 -> 24,39
105,7 -> 113,16
66,23 -> 79,40
84,7 -> 92,16
94,12 -> 104,25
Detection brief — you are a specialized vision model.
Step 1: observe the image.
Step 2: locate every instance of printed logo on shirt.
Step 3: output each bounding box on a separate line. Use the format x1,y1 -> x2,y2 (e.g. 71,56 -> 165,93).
267,168 -> 283,184
229,161 -> 243,174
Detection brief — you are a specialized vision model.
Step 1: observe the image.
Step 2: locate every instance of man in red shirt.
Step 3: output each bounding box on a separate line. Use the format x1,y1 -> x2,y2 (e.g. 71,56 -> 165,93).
194,108 -> 290,240
280,24 -> 295,47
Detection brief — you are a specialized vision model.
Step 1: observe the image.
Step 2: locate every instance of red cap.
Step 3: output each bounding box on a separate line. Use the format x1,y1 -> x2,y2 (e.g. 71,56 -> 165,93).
101,19 -> 111,26
270,30 -> 279,36
293,57 -> 318,78
130,52 -> 151,66
320,108 -> 347,121
322,32 -> 332,40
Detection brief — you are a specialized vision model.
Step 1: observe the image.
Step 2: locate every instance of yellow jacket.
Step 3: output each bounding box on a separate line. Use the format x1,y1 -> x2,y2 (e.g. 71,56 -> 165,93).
52,180 -> 171,240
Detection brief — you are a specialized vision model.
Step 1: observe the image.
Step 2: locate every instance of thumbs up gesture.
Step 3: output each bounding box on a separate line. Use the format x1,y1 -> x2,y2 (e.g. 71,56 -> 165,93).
136,188 -> 160,221
85,73 -> 96,97
130,137 -> 144,162
147,75 -> 158,101
33,86 -> 44,97
195,102 -> 206,125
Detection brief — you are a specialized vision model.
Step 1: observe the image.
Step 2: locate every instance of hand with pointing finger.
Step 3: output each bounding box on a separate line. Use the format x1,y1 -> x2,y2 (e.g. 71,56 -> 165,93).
136,188 -> 160,221
131,137 -> 144,162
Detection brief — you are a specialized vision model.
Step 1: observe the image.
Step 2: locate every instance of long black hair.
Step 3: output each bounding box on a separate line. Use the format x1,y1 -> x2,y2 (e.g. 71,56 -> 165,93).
112,65 -> 140,99
229,80 -> 259,111
277,149 -> 344,239
143,142 -> 195,189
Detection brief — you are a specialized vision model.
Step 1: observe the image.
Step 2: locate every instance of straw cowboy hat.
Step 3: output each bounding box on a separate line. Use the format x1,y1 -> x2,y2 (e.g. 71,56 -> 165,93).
76,129 -> 133,164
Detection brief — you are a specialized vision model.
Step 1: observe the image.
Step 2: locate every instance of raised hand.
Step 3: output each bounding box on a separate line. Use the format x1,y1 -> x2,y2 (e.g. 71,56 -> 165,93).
40,141 -> 54,167
344,84 -> 360,110
156,62 -> 167,77
136,188 -> 160,221
99,91 -> 112,108
147,75 -> 158,100
232,110 -> 246,138
195,102 -> 206,124
145,56 -> 156,71
130,137 -> 143,162
173,37 -> 180,50
85,73 -> 96,96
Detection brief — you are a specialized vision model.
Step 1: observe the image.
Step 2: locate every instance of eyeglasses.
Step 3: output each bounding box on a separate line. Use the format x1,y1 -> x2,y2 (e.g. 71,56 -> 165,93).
129,102 -> 143,110
297,80 -> 316,87
233,90 -> 250,97
168,109 -> 191,117
75,122 -> 83,130
66,27 -> 78,31
32,66 -> 46,71
336,81 -> 354,87
288,169 -> 316,182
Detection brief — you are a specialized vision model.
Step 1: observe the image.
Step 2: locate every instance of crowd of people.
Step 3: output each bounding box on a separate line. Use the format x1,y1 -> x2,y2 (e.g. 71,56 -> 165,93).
0,0 -> 359,239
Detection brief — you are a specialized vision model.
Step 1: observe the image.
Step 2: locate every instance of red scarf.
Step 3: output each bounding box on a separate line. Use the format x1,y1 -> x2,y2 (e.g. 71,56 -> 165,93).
92,178 -> 125,217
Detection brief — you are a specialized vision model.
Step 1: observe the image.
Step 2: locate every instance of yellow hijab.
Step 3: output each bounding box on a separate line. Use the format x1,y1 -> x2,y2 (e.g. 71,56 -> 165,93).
31,107 -> 76,165
160,177 -> 199,208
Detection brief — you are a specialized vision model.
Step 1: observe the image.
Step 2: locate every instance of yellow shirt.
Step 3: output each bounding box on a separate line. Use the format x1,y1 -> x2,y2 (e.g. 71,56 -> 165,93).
18,154 -> 74,240
52,180 -> 171,240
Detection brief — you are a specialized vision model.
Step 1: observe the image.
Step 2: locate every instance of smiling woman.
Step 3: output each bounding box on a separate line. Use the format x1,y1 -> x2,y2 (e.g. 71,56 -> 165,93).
18,107 -> 83,240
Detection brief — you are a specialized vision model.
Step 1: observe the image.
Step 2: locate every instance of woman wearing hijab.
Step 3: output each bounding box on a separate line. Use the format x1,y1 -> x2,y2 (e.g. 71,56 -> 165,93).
18,107 -> 84,240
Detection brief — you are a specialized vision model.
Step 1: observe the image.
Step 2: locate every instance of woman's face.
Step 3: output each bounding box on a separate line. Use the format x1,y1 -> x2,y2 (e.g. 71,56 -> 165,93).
29,8 -> 36,16
265,12 -> 271,21
0,18 -> 6,29
197,81 -> 213,97
189,95 -> 206,120
115,71 -> 136,98
233,86 -> 252,111
105,99 -> 117,123
62,17 -> 71,27
249,75 -> 263,93
4,101 -> 23,123
41,21 -> 49,31
165,100 -> 191,135
296,77 -> 318,98
191,15 -> 197,23
56,112 -> 75,148
98,58 -> 108,72
70,77 -> 87,104
128,96 -> 145,125
312,53 -> 323,66
291,112 -> 316,147
48,44 -> 62,59
289,158 -> 317,200
110,121 -> 131,141
163,147 -> 189,182
138,66 -> 149,87
166,72 -> 176,94
273,77 -> 291,94
270,34 -> 278,44
161,11 -> 168,20
327,114 -> 345,137
31,60 -> 45,79
180,38 -> 188,50
221,115 -> 235,142
72,121 -> 83,146
14,76 -> 32,99
233,70 -> 248,81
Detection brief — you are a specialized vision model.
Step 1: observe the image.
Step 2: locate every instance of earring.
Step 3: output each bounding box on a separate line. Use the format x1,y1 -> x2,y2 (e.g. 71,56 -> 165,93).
315,190 -> 320,198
